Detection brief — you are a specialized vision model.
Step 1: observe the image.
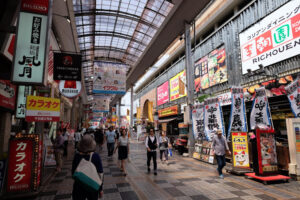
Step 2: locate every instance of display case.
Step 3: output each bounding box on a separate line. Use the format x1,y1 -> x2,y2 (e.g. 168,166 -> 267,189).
193,140 -> 216,164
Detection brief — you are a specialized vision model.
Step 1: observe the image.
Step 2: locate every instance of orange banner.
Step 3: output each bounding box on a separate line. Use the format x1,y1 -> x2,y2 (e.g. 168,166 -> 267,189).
158,105 -> 178,118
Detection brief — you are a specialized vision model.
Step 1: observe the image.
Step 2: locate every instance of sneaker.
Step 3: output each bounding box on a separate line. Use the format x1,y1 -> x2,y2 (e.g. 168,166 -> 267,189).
154,172 -> 157,175
219,174 -> 224,179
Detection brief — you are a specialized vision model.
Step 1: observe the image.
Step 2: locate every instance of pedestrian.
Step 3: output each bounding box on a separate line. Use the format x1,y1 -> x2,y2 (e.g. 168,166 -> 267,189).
74,128 -> 82,149
52,129 -> 64,172
145,128 -> 159,175
159,131 -> 169,165
72,135 -> 104,200
105,126 -> 117,158
63,128 -> 70,157
114,128 -> 129,176
212,130 -> 231,179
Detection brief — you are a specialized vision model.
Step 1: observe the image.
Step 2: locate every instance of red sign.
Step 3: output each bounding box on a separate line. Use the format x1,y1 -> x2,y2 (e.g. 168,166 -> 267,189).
0,80 -> 17,110
158,105 -> 178,118
6,139 -> 34,192
157,81 -> 169,106
21,0 -> 49,15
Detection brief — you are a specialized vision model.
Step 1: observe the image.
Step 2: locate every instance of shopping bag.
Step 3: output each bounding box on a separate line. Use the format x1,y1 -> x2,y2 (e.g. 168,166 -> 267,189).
168,149 -> 173,157
73,153 -> 102,191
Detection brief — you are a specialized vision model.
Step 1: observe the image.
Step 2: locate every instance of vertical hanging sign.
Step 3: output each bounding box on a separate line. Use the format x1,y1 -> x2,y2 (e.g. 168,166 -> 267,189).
16,85 -> 32,118
228,87 -> 248,136
192,103 -> 205,139
285,77 -> 300,117
250,87 -> 273,130
204,97 -> 225,141
11,0 -> 51,85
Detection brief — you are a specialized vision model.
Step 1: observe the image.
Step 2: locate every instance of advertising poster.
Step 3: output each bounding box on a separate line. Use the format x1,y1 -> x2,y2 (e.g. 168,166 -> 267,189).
53,53 -> 82,81
250,87 -> 273,130
157,81 -> 169,106
293,124 -> 300,153
259,133 -> 278,172
0,80 -> 17,110
228,87 -> 248,137
26,96 -> 60,122
92,96 -> 110,113
158,105 -> 178,118
239,0 -> 300,74
192,103 -> 205,139
285,77 -> 300,117
44,145 -> 56,166
232,132 -> 250,168
12,0 -> 50,84
16,86 -> 32,118
170,70 -> 186,101
194,46 -> 227,91
204,97 -> 225,141
93,61 -> 127,94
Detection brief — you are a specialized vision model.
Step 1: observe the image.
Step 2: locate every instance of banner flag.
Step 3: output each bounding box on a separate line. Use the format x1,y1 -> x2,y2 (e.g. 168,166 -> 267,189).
192,103 -> 205,139
285,77 -> 300,117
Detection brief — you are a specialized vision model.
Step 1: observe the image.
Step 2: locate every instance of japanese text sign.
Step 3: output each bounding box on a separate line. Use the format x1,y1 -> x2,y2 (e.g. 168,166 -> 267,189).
232,132 -> 250,168
228,87 -> 248,137
157,81 -> 169,106
92,96 -> 110,113
0,80 -> 17,110
158,105 -> 178,118
250,87 -> 273,130
53,53 -> 82,81
12,0 -> 50,85
170,70 -> 186,101
26,96 -> 60,122
285,76 -> 300,117
239,0 -> 300,74
6,139 -> 34,192
204,97 -> 225,141
16,85 -> 32,118
93,61 -> 127,94
192,103 -> 205,139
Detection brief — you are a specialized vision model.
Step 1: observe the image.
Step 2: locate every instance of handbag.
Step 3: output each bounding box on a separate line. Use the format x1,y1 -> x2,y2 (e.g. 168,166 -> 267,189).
73,152 -> 102,192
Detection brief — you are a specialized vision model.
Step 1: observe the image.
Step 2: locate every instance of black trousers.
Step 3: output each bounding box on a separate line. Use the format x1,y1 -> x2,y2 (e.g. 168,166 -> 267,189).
63,141 -> 68,156
107,142 -> 114,157
147,151 -> 157,171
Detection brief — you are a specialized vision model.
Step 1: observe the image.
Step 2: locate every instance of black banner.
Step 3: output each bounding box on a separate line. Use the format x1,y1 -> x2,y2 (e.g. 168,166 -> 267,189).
53,53 -> 81,81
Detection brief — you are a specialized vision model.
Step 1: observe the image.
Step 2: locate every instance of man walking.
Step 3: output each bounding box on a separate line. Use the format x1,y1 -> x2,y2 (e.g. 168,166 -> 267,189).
105,126 -> 117,158
145,128 -> 159,175
52,129 -> 65,172
212,130 -> 231,179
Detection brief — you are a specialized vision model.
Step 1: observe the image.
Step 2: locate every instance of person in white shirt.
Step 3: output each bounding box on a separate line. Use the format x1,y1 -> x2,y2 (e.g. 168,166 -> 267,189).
74,128 -> 82,149
63,128 -> 70,157
114,128 -> 129,176
145,128 -> 159,175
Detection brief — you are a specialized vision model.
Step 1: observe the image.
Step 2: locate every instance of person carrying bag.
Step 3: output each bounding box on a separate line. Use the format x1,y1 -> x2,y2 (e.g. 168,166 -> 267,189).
72,135 -> 104,200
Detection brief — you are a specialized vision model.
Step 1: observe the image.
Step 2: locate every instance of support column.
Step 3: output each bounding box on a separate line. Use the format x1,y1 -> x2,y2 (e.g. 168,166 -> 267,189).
0,112 -> 12,156
130,86 -> 134,137
118,99 -> 121,128
185,22 -> 195,157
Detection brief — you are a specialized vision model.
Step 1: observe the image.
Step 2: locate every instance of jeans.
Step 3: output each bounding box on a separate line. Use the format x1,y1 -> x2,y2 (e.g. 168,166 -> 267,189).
147,151 -> 157,171
160,149 -> 168,161
107,142 -> 115,157
216,155 -> 226,175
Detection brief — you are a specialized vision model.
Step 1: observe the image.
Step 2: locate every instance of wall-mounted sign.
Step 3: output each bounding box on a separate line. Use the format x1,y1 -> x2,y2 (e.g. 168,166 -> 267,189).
232,132 -> 250,168
217,92 -> 232,106
93,61 -> 127,94
170,70 -> 186,101
53,53 -> 82,81
239,0 -> 300,74
6,134 -> 40,193
158,105 -> 178,118
16,85 -> 32,118
194,45 -> 227,90
0,80 -> 17,110
204,97 -> 225,141
59,80 -> 81,98
1,34 -> 15,61
12,0 -> 50,85
25,96 -> 60,122
157,81 -> 169,106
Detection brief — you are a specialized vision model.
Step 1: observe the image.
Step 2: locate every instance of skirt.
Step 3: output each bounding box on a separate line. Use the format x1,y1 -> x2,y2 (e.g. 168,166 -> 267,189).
118,146 -> 128,160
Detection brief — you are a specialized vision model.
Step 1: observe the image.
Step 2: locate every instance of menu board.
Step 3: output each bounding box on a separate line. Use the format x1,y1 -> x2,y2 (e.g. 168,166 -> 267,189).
232,132 -> 250,168
259,133 -> 278,173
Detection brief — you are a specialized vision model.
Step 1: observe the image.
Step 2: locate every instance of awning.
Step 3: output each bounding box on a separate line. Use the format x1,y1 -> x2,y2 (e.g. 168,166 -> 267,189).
158,117 -> 177,123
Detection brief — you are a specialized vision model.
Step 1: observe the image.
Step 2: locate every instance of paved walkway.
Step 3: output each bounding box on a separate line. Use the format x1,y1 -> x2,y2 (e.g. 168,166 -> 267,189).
36,139 -> 300,200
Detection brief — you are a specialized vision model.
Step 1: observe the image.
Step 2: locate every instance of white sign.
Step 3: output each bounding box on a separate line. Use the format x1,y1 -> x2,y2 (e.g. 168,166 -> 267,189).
217,92 -> 232,106
250,87 -> 273,130
92,96 -> 110,112
228,87 -> 248,136
204,97 -> 225,141
192,103 -> 205,139
16,85 -> 32,118
239,0 -> 300,74
59,80 -> 82,98
285,77 -> 300,117
12,12 -> 49,84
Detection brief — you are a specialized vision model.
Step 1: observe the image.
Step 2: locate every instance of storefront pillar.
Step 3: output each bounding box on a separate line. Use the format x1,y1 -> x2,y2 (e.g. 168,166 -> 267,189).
118,99 -> 121,128
0,112 -> 12,156
184,22 -> 195,156
130,86 -> 134,136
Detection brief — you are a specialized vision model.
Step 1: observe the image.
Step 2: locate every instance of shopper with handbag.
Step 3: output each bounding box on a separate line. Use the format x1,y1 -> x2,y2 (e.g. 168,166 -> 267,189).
159,131 -> 169,165
114,128 -> 129,176
72,135 -> 104,200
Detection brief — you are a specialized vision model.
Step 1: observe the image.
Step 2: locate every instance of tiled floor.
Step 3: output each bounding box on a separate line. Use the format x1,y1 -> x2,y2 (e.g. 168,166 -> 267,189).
35,139 -> 300,200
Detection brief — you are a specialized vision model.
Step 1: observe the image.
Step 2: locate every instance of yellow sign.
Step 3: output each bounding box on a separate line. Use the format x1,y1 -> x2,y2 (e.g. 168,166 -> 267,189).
158,105 -> 178,118
26,96 -> 60,111
136,107 -> 141,120
148,101 -> 154,122
170,70 -> 186,101
232,132 -> 250,168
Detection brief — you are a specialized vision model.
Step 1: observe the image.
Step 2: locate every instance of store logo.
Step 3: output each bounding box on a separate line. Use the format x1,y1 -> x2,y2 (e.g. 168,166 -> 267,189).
22,3 -> 47,12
